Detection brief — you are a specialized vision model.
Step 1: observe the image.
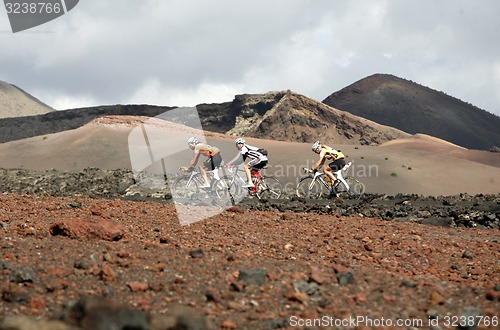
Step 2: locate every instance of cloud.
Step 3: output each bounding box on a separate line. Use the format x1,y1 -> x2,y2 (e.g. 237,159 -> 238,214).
0,0 -> 499,116
45,94 -> 98,111
127,78 -> 243,106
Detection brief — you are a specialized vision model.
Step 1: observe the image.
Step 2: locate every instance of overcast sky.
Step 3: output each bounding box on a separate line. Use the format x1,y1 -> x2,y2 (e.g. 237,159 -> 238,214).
1,0 -> 499,117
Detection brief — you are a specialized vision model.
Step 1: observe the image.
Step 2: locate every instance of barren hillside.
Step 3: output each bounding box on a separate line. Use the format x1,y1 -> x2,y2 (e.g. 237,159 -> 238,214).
323,74 -> 500,150
0,80 -> 54,118
198,90 -> 410,145
0,115 -> 499,196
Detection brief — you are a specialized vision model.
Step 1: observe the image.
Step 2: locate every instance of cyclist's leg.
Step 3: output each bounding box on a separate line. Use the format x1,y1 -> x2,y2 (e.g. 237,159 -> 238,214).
242,162 -> 253,186
245,158 -> 265,186
200,158 -> 214,187
324,164 -> 336,183
212,153 -> 223,168
210,153 -> 223,180
328,159 -> 345,182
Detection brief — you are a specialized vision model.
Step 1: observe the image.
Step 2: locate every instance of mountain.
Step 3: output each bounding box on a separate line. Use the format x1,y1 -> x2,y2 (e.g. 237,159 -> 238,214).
0,80 -> 54,118
0,85 -> 498,195
197,90 -> 409,145
0,91 -> 409,146
1,115 -> 499,196
0,104 -> 175,143
322,74 -> 500,150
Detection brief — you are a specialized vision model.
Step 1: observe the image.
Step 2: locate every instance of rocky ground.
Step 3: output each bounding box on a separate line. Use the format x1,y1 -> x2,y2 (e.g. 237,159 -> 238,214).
0,168 -> 499,329
1,168 -> 499,229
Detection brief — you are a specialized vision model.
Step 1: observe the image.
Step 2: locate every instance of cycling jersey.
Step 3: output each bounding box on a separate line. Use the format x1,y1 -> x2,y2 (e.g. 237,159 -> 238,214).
194,143 -> 220,157
240,144 -> 268,161
228,144 -> 268,166
319,146 -> 344,160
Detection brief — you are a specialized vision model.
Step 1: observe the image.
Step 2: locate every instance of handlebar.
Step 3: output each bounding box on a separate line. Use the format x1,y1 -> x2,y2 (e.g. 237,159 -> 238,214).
303,168 -> 322,174
179,166 -> 195,174
224,165 -> 239,172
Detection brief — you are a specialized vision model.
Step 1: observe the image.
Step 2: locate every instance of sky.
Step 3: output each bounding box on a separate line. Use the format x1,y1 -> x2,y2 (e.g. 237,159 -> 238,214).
1,0 -> 500,117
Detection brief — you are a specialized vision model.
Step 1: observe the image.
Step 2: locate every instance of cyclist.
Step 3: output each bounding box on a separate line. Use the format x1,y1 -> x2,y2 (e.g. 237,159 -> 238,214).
183,137 -> 222,188
310,141 -> 345,189
226,138 -> 268,188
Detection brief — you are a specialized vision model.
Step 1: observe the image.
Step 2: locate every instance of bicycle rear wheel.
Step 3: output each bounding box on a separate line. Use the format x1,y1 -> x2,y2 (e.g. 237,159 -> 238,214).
296,176 -> 324,198
335,176 -> 364,198
256,176 -> 282,199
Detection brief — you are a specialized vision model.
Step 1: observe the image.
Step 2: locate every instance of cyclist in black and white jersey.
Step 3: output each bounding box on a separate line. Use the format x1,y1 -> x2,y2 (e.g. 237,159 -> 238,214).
226,138 -> 268,188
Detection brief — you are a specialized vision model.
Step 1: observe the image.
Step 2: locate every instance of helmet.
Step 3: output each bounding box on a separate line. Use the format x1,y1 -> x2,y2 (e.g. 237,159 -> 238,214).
187,137 -> 199,147
311,141 -> 321,152
235,138 -> 245,145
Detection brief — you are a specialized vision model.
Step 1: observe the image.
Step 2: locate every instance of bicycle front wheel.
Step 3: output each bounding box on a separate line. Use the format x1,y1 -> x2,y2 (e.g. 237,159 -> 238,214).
335,176 -> 364,199
256,176 -> 282,199
296,176 -> 324,199
211,178 -> 234,206
220,175 -> 246,202
172,176 -> 198,199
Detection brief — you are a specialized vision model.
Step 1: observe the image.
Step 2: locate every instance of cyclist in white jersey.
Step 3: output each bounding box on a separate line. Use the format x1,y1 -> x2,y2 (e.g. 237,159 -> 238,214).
226,138 -> 268,188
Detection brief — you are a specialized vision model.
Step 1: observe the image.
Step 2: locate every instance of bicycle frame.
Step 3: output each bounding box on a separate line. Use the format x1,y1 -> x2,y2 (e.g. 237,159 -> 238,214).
181,167 -> 222,190
310,171 -> 330,190
225,166 -> 270,197
309,162 -> 352,192
332,162 -> 351,189
250,169 -> 264,187
225,166 -> 247,187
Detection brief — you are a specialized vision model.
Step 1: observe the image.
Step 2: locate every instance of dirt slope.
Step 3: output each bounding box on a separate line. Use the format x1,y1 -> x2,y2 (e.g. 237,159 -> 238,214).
380,134 -> 500,168
0,80 -> 54,118
0,194 -> 499,329
323,74 -> 500,150
1,116 -> 499,196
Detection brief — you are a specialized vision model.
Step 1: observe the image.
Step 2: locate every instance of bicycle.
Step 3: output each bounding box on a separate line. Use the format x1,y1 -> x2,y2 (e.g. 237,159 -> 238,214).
170,166 -> 231,205
296,161 -> 364,199
222,165 -> 283,200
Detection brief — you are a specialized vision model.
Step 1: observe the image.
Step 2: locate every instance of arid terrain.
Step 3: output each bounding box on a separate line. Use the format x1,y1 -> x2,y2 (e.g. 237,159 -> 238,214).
0,80 -> 54,119
0,168 -> 499,329
0,192 -> 499,330
1,115 -> 499,197
0,79 -> 499,329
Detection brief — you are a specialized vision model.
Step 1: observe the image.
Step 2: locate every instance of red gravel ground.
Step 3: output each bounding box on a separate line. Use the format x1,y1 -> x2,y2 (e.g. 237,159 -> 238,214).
0,193 -> 499,329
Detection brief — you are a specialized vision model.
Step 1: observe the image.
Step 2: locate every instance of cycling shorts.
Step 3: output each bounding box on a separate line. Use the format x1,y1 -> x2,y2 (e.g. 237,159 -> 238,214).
249,158 -> 268,169
203,153 -> 222,171
328,158 -> 345,171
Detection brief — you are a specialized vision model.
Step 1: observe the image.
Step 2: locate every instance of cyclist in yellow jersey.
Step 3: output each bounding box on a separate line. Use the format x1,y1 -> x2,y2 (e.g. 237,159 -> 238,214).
310,141 -> 345,188
183,137 -> 222,188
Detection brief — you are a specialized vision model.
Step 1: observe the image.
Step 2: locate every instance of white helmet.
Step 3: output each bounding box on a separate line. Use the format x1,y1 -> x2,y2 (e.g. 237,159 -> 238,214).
235,138 -> 245,145
187,137 -> 199,147
311,141 -> 321,152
